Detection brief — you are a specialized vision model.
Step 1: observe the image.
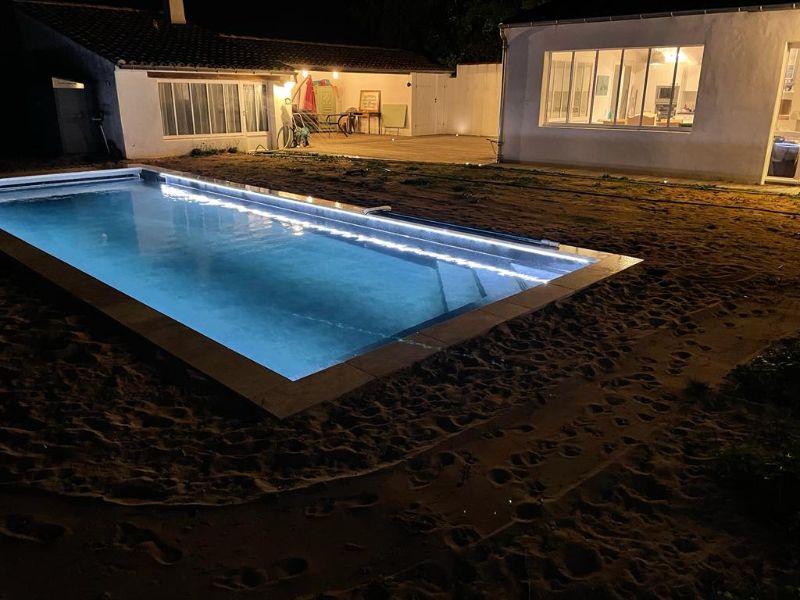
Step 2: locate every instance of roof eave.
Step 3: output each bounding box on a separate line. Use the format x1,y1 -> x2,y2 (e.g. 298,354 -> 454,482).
116,63 -> 294,76
500,2 -> 800,29
296,65 -> 452,74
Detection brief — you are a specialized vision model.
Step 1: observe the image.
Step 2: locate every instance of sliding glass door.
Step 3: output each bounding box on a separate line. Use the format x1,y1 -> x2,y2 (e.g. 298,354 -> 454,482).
767,45 -> 800,182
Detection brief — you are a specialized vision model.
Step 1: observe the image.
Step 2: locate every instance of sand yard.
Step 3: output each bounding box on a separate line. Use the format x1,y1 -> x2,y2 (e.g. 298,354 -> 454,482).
1,152 -> 799,598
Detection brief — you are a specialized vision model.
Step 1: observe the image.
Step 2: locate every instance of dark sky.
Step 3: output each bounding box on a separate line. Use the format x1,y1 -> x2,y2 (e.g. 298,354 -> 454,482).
2,0 -> 797,66
4,0 -> 797,55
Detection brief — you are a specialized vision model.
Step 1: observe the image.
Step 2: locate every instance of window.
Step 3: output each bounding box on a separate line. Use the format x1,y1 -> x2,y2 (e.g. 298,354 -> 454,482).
545,52 -> 572,122
570,51 -> 596,124
543,45 -> 704,129
158,82 -> 265,137
591,49 -> 623,125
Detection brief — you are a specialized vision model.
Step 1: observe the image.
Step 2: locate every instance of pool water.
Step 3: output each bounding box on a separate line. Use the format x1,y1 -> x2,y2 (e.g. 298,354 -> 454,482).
0,174 -> 593,380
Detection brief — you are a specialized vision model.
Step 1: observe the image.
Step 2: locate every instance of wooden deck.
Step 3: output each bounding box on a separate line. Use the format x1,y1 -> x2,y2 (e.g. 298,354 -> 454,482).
286,134 -> 497,165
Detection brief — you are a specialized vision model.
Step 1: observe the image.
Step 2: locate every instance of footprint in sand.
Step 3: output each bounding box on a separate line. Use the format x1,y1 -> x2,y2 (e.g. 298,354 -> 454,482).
488,467 -> 514,486
304,491 -> 378,518
605,394 -> 626,406
563,542 -> 603,577
342,491 -> 379,510
304,497 -> 335,518
114,522 -> 183,565
560,445 -> 582,458
446,525 -> 481,549
510,451 -> 543,467
513,501 -> 543,522
213,566 -> 267,591
212,557 -> 307,590
0,514 -> 66,543
275,556 -> 309,578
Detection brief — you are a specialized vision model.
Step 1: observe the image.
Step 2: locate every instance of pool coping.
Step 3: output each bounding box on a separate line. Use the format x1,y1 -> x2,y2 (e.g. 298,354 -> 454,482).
0,165 -> 642,419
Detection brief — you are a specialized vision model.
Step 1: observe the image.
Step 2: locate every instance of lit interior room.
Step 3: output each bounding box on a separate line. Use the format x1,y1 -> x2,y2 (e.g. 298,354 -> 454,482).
544,46 -> 704,128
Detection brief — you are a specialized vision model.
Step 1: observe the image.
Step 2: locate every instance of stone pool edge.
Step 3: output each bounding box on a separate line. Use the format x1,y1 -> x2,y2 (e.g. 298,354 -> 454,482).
0,166 -> 642,419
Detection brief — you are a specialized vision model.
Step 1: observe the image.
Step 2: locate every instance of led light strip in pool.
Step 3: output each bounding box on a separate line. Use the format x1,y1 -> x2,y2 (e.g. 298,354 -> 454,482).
161,174 -> 593,265
160,183 -> 555,284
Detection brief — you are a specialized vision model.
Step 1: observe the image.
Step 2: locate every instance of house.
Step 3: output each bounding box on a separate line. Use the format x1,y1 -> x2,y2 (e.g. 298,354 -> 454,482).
498,1 -> 800,183
12,0 -> 453,158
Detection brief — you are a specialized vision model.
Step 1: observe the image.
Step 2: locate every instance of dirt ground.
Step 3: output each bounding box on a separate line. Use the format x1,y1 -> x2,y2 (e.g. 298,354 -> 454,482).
1,153 -> 799,599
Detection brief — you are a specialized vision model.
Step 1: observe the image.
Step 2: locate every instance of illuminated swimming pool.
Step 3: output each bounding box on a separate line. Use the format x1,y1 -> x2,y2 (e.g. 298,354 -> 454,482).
0,167 -> 605,388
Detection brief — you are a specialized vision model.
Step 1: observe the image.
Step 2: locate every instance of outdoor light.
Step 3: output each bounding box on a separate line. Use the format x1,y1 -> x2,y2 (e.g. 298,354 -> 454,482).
653,48 -> 689,64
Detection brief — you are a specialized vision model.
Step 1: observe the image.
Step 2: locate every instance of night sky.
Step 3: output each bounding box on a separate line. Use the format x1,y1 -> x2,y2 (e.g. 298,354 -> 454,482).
2,0 -> 796,63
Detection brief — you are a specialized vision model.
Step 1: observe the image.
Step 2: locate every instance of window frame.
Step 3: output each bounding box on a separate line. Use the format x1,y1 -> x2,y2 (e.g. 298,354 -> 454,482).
157,80 -> 270,139
541,45 -> 704,132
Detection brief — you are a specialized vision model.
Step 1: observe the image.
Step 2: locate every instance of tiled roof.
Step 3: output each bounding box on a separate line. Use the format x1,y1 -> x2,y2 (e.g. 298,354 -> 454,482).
220,35 -> 452,73
15,1 -> 450,73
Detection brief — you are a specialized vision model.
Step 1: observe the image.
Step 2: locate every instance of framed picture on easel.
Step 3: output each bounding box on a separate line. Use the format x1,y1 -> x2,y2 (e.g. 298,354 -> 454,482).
359,90 -> 381,113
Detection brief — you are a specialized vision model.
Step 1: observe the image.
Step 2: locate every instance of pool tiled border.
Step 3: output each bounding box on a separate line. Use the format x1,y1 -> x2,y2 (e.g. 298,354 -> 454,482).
0,166 -> 641,419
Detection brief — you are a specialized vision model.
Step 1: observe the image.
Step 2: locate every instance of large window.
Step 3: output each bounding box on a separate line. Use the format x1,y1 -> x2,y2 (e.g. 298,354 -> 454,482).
158,82 -> 269,137
543,46 -> 704,129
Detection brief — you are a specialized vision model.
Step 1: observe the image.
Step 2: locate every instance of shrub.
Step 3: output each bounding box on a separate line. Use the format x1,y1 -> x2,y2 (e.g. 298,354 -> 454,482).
730,339 -> 800,408
715,436 -> 800,535
400,177 -> 431,187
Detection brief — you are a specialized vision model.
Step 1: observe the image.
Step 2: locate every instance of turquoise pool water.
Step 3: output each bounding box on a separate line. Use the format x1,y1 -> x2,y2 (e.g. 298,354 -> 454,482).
0,172 -> 593,380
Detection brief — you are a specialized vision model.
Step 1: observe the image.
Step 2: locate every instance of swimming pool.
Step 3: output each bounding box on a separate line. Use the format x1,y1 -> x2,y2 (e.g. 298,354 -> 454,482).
0,167 -> 639,416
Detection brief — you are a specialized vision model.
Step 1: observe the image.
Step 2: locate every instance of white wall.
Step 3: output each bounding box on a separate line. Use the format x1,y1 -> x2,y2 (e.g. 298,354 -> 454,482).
500,10 -> 800,182
115,69 -> 273,158
441,63 -> 503,137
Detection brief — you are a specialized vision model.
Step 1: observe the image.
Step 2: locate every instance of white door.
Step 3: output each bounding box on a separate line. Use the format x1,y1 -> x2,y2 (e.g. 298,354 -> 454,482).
412,73 -> 447,135
241,83 -> 270,152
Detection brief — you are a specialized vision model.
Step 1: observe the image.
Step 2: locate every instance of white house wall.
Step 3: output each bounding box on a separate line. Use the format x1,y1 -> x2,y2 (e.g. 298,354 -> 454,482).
500,10 -> 800,182
115,69 -> 273,158
441,63 -> 503,137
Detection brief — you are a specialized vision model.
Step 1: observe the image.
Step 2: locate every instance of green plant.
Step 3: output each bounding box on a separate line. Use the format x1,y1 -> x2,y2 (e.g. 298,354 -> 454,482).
684,378 -> 711,400
715,436 -> 800,534
730,339 -> 800,408
401,177 -> 431,187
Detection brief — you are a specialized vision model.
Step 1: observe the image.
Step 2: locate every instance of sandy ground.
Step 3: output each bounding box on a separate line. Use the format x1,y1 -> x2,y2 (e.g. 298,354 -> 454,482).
1,153 -> 799,598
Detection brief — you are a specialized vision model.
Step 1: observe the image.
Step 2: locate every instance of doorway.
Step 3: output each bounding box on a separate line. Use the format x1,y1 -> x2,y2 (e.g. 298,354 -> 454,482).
52,77 -> 103,154
412,73 -> 447,135
766,45 -> 800,183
